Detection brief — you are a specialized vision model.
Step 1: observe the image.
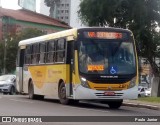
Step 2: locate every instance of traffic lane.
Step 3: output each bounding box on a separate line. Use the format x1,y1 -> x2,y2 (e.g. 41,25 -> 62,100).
0,95 -> 110,116
0,95 -> 160,125
0,95 -> 159,116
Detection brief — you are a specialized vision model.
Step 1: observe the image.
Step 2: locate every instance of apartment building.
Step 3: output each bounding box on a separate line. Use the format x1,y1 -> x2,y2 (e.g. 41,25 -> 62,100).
39,0 -> 86,28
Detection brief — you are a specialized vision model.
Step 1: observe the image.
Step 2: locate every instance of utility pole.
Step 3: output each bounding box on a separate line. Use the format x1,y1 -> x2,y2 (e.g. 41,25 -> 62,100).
3,16 -> 9,75
3,38 -> 6,74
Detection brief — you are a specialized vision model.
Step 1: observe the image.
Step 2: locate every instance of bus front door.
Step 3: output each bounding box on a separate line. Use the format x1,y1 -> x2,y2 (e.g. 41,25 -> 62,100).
16,49 -> 25,93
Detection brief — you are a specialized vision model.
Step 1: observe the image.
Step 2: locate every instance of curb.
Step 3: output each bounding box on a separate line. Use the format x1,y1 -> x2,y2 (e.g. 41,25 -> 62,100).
123,102 -> 160,110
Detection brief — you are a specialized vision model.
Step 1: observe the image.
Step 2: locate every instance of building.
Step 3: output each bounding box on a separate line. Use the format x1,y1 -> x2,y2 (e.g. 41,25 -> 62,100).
0,7 -> 70,41
39,0 -> 70,25
18,0 -> 36,12
39,0 -> 86,28
54,0 -> 70,25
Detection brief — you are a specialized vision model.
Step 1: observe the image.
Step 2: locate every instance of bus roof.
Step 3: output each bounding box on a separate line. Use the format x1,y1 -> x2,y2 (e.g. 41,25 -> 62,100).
18,28 -> 78,46
18,27 -> 131,47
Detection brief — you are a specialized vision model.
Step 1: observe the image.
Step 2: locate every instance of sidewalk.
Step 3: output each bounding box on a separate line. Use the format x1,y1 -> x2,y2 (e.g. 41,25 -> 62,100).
123,99 -> 160,110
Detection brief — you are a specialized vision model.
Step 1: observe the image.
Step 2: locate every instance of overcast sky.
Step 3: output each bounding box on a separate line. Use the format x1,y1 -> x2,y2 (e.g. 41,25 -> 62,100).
0,0 -> 41,12
0,0 -> 21,9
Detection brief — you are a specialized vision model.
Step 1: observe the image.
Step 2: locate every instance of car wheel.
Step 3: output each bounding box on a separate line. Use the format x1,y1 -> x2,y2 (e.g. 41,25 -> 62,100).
9,86 -> 15,95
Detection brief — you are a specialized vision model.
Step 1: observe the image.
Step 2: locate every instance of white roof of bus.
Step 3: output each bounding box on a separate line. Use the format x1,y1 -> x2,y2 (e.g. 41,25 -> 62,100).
18,27 -> 131,46
18,28 -> 78,46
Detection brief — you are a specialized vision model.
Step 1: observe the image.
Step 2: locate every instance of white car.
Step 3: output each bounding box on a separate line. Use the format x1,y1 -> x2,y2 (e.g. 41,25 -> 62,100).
0,74 -> 16,95
138,86 -> 148,97
145,88 -> 151,97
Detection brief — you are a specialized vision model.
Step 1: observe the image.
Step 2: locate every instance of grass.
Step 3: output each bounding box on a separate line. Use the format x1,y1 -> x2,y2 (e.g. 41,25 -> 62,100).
138,97 -> 160,103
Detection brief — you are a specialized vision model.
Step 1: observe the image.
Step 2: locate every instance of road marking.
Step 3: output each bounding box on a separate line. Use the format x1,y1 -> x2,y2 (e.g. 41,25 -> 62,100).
10,99 -> 34,103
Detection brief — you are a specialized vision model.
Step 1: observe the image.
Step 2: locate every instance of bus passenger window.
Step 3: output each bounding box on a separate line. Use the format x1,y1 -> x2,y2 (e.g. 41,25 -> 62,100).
46,41 -> 55,63
57,39 -> 66,62
40,42 -> 46,63
31,44 -> 39,64
25,45 -> 32,64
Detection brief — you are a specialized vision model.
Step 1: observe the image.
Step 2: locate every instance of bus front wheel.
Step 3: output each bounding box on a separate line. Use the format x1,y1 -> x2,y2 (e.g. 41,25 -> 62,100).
28,81 -> 44,100
58,83 -> 69,105
28,80 -> 38,99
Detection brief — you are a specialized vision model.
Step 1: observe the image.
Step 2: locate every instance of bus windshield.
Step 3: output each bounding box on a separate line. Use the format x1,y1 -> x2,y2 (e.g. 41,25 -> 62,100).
78,39 -> 136,75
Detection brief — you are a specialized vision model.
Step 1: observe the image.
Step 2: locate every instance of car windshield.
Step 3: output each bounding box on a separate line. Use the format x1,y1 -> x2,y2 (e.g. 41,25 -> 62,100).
0,75 -> 14,81
78,39 -> 136,75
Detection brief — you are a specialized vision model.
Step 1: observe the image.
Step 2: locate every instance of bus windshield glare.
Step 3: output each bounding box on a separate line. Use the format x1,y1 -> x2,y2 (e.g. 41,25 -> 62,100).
78,39 -> 136,75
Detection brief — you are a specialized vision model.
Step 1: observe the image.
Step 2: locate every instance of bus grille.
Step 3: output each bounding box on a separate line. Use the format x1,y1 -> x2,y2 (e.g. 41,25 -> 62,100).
95,92 -> 123,98
94,87 -> 124,91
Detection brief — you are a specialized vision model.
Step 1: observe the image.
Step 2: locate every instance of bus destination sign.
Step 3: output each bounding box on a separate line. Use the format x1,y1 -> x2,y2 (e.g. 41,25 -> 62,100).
84,32 -> 127,39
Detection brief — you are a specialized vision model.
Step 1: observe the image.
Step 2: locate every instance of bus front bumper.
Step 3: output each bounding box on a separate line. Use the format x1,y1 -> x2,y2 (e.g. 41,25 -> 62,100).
73,85 -> 138,100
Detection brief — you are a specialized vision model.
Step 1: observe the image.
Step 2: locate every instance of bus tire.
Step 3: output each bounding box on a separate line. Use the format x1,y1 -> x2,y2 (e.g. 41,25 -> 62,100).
58,82 -> 70,105
28,81 -> 44,100
28,80 -> 36,99
108,100 -> 123,109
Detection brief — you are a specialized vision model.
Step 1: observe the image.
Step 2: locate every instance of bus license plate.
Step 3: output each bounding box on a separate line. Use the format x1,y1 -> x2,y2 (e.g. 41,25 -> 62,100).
104,92 -> 115,96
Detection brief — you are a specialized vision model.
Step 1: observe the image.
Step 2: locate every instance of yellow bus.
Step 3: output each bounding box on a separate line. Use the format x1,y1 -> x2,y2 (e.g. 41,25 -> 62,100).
16,27 -> 139,109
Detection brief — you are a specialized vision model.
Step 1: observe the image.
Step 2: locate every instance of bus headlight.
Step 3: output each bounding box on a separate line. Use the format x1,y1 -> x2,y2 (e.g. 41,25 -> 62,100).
129,77 -> 136,88
80,77 -> 90,88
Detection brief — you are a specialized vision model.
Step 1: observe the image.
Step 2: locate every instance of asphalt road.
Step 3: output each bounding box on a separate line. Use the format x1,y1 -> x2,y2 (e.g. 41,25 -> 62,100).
0,94 -> 159,125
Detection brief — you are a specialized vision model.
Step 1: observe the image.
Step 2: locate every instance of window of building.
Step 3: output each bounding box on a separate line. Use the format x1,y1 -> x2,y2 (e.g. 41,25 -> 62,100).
65,4 -> 69,7
65,10 -> 69,13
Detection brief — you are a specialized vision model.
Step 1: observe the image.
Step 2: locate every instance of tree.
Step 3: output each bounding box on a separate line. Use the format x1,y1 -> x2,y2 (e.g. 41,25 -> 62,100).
44,0 -> 60,17
78,0 -> 160,96
0,28 -> 45,74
